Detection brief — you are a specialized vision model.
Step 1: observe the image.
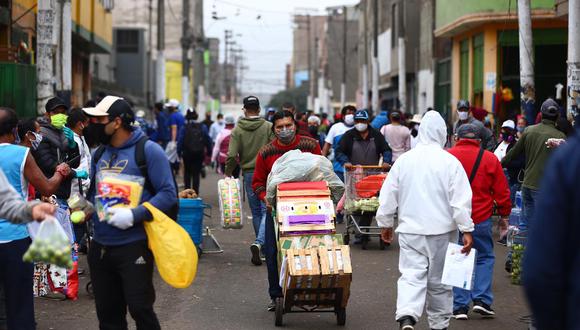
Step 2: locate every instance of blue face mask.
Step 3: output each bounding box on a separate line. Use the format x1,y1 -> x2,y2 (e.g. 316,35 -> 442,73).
516,126 -> 525,133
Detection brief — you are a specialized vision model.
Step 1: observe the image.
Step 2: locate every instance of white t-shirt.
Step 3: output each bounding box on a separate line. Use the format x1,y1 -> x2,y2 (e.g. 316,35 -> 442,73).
324,122 -> 353,145
494,141 -> 510,162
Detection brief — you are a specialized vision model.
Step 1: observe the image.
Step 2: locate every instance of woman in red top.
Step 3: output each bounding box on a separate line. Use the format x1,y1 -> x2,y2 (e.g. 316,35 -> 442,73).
252,110 -> 321,310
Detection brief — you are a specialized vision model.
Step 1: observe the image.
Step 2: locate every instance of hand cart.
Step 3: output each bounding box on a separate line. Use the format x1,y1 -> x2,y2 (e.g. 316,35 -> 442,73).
342,166 -> 389,250
274,287 -> 346,326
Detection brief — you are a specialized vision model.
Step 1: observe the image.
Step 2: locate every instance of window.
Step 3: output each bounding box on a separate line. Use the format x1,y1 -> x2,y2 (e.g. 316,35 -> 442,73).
436,58 -> 452,121
459,39 -> 469,100
472,34 -> 484,94
116,29 -> 138,53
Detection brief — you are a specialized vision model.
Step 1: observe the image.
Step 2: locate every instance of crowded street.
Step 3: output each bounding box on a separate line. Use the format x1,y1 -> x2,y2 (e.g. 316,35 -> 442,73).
34,172 -> 530,330
1,0 -> 580,330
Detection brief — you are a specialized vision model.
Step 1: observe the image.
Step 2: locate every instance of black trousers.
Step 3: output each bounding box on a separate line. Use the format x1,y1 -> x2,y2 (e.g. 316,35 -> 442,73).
0,238 -> 34,330
183,154 -> 204,194
88,240 -> 160,330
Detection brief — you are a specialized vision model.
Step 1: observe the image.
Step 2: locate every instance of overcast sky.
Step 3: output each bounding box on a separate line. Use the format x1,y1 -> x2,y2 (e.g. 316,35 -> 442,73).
204,0 -> 359,96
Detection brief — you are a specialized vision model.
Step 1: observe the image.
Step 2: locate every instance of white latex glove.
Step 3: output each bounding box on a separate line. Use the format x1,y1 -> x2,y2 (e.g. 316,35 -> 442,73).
107,208 -> 134,230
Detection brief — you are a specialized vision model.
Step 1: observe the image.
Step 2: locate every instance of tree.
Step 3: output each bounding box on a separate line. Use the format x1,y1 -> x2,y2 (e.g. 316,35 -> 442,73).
267,84 -> 309,111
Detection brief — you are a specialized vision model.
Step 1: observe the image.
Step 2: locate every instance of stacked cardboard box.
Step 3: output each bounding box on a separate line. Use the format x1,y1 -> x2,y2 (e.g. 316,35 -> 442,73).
280,246 -> 352,307
276,182 -> 336,236
277,234 -> 343,266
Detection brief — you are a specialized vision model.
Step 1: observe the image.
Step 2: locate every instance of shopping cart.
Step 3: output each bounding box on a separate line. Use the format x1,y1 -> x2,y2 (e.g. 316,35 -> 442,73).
342,166 -> 388,250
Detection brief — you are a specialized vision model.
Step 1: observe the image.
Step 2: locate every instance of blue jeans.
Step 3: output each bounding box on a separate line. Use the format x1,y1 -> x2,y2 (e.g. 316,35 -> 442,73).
243,172 -> 266,245
520,187 -> 539,232
454,219 -> 495,309
264,211 -> 283,299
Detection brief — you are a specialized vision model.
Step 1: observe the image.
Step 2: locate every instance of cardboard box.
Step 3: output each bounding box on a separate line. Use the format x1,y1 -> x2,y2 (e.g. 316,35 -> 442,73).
278,234 -> 343,265
281,248 -> 321,301
318,245 -> 352,307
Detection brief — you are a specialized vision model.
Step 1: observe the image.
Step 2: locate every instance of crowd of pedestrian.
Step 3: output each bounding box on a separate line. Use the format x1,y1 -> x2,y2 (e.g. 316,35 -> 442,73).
0,88 -> 577,330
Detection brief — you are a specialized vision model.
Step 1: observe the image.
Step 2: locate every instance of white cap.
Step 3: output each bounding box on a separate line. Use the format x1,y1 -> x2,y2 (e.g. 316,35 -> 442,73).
135,110 -> 145,118
502,120 -> 515,130
410,114 -> 422,124
83,96 -> 123,117
164,99 -> 180,108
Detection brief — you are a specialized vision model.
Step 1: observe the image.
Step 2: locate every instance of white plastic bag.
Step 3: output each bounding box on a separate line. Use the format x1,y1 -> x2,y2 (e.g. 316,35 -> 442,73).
266,150 -> 345,206
165,141 -> 179,163
218,178 -> 243,229
23,216 -> 73,269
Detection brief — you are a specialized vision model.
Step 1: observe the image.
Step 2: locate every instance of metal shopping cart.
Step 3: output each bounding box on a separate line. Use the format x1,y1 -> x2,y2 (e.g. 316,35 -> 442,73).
342,166 -> 389,250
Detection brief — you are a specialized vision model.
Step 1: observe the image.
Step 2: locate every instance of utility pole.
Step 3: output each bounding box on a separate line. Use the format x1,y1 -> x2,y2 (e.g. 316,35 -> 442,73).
223,30 -> 232,102
314,36 -> 319,111
156,0 -> 166,102
340,6 -> 347,108
362,0 -> 369,110
147,0 -> 153,107
567,0 -> 580,125
181,0 -> 191,109
398,2 -> 406,112
193,0 -> 205,111
56,0 -> 72,102
517,0 -> 535,124
371,0 -> 379,115
37,0 -> 56,112
307,15 -> 313,111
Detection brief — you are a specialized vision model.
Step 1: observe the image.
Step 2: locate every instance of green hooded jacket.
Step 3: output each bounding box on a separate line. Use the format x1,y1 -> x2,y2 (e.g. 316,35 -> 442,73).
225,117 -> 275,175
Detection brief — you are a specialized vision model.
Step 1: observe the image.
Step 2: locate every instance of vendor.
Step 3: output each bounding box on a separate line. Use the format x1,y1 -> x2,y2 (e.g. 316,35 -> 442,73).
252,110 -> 322,311
335,109 -> 392,246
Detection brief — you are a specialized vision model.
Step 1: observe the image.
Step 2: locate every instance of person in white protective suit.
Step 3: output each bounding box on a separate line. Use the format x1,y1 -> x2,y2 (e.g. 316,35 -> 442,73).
376,110 -> 475,330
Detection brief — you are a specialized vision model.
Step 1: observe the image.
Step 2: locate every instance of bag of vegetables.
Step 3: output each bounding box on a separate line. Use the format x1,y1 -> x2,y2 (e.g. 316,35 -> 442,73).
23,216 -> 73,269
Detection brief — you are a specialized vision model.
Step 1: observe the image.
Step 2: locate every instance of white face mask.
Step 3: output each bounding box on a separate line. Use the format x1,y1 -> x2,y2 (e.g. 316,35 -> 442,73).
344,114 -> 355,126
458,111 -> 469,121
355,123 -> 368,132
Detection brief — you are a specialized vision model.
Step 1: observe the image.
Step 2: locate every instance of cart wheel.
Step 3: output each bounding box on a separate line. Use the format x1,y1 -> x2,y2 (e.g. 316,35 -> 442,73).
336,307 -> 346,326
275,297 -> 284,326
86,281 -> 94,298
379,238 -> 386,250
343,233 -> 350,245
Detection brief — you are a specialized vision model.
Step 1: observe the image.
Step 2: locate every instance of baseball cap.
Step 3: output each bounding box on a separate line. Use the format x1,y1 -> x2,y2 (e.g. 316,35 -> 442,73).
354,109 -> 369,121
540,98 -> 559,118
501,120 -> 515,130
243,95 -> 260,109
83,96 -> 134,123
164,99 -> 180,108
456,123 -> 481,139
45,97 -> 68,113
410,114 -> 422,124
457,99 -> 470,110
224,115 -> 235,125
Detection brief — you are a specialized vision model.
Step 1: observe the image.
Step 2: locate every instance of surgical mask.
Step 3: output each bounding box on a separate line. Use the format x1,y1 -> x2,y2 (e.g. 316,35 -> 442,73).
516,126 -> 525,133
218,119 -> 224,125
344,114 -> 355,126
308,126 -> 319,136
277,128 -> 296,144
30,132 -> 43,150
50,113 -> 68,130
457,111 -> 469,121
355,123 -> 368,132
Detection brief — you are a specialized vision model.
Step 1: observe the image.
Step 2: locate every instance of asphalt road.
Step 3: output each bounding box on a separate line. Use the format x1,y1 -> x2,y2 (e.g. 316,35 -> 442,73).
36,171 -> 531,330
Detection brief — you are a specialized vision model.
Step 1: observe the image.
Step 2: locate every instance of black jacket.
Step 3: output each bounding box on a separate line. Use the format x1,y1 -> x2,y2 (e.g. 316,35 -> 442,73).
31,119 -> 80,199
336,126 -> 392,165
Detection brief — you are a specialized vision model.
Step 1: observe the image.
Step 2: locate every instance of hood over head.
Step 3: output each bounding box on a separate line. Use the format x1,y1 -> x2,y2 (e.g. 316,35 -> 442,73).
417,110 -> 447,148
237,117 -> 268,131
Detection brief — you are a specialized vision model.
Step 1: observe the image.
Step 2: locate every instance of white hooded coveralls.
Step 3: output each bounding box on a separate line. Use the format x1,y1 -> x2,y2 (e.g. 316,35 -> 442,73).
376,110 -> 474,329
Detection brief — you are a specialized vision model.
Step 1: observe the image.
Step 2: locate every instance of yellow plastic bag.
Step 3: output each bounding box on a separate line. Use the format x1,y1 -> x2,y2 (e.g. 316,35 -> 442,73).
143,202 -> 197,288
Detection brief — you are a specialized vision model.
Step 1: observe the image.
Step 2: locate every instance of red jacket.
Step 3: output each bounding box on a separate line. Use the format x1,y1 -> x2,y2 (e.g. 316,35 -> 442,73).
448,139 -> 511,223
252,135 -> 322,201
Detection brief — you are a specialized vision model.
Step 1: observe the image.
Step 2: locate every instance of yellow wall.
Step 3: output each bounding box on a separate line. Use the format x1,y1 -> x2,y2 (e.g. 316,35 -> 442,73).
165,60 -> 193,106
71,0 -> 112,47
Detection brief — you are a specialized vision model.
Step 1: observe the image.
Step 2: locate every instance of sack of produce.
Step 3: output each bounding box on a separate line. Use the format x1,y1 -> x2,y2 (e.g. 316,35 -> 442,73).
266,150 -> 344,206
345,197 -> 380,213
23,216 -> 73,269
218,178 -> 243,229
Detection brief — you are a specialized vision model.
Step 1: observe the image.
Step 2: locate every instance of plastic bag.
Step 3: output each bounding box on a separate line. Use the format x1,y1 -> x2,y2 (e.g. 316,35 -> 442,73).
95,172 -> 144,222
218,178 -> 243,229
165,141 -> 179,163
266,150 -> 345,206
23,216 -> 73,269
143,202 -> 197,288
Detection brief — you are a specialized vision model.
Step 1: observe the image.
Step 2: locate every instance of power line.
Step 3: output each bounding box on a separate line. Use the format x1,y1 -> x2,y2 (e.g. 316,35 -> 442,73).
213,0 -> 291,15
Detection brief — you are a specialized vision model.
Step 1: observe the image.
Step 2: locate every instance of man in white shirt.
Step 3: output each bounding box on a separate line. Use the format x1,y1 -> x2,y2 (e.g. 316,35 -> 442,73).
376,110 -> 474,330
321,105 -> 356,184
493,120 -> 515,162
67,109 -> 91,196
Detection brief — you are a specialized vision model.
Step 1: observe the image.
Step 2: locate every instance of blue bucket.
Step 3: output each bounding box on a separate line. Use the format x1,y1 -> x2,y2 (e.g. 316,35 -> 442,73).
178,198 -> 205,245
